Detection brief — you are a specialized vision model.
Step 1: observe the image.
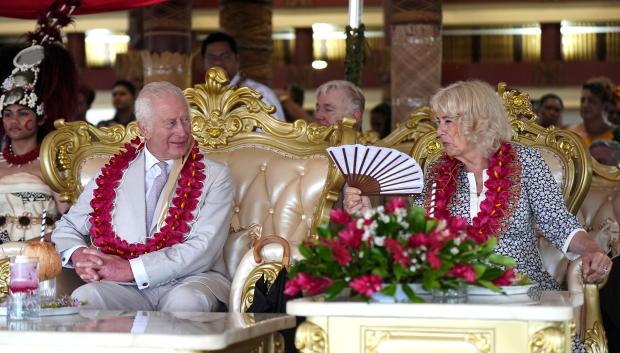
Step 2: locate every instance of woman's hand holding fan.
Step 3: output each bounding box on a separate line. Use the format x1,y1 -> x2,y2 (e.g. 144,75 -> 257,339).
327,144 -> 424,195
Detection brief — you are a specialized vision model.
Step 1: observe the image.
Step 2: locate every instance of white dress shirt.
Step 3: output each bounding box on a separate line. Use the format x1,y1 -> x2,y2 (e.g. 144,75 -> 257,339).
230,73 -> 286,121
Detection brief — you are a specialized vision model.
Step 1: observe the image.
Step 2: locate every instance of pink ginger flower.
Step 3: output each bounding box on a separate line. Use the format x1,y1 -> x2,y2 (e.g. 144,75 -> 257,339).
492,268 -> 516,286
349,274 -> 383,297
385,197 -> 406,214
447,263 -> 477,283
330,208 -> 351,225
331,240 -> 352,266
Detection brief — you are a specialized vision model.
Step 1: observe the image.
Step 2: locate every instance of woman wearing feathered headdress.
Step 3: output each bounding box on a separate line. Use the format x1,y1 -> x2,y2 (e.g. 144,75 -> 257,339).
0,1 -> 79,243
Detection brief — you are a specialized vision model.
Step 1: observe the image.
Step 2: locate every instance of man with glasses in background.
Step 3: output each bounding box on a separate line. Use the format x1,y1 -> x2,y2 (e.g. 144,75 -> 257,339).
201,32 -> 285,121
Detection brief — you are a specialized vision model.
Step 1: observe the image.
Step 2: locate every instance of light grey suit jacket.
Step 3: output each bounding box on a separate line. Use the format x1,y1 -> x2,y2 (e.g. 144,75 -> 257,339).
52,150 -> 233,304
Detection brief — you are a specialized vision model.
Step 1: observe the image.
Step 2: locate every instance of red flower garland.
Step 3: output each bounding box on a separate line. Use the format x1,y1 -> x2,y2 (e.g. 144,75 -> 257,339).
2,143 -> 39,166
88,137 -> 206,260
430,143 -> 517,243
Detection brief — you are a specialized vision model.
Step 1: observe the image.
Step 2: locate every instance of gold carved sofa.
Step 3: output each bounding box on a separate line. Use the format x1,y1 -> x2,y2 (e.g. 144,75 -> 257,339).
406,83 -> 606,352
16,67 -> 355,311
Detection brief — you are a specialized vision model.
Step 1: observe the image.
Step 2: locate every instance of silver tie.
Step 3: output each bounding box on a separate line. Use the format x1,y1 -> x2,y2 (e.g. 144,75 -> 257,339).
146,161 -> 169,231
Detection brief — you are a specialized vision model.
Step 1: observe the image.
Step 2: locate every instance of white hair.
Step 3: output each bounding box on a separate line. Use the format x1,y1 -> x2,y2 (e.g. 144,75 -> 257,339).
135,81 -> 189,131
315,80 -> 365,115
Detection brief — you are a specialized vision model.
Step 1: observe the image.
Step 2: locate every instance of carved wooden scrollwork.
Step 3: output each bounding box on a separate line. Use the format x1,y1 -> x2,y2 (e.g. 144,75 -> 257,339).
528,325 -> 566,353
0,257 -> 9,301
584,321 -> 608,353
295,321 -> 327,353
40,120 -> 141,203
240,262 -> 284,313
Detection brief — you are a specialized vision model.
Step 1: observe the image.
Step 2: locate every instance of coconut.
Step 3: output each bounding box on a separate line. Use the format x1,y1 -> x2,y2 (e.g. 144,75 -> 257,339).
21,241 -> 62,281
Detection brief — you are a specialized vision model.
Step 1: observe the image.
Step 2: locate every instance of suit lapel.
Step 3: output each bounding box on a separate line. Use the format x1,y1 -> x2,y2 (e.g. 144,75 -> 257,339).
115,150 -> 147,243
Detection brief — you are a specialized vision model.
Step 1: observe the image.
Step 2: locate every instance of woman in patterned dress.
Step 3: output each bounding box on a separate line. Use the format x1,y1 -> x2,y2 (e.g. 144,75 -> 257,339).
344,80 -> 611,289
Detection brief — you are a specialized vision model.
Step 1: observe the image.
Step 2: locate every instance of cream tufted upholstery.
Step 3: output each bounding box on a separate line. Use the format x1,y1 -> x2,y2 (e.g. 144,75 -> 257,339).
207,148 -> 330,246
36,67 -> 356,313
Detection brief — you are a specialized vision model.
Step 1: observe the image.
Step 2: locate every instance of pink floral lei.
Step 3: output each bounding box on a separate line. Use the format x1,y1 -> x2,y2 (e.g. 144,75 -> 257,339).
430,142 -> 520,243
88,137 -> 206,260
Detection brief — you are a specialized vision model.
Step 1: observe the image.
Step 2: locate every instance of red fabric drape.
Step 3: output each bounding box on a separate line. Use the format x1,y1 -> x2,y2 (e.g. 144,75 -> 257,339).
0,0 -> 167,19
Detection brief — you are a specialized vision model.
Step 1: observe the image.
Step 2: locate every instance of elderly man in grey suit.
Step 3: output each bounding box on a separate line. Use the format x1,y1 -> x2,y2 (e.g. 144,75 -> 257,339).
52,81 -> 233,312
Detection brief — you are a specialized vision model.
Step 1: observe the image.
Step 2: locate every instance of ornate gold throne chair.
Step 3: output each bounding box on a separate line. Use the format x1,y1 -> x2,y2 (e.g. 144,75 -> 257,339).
409,83 -> 606,352
34,67 -> 356,312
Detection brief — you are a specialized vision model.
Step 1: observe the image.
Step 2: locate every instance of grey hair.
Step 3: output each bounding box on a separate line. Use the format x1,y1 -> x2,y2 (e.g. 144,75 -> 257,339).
315,80 -> 365,115
135,81 -> 189,131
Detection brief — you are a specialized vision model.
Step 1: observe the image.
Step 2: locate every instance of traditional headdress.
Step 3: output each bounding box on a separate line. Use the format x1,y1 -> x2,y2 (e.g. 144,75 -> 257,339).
0,0 -> 80,121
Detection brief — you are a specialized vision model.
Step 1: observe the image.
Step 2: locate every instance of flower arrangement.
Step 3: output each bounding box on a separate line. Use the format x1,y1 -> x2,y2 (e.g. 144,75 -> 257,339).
42,295 -> 85,309
285,199 -> 520,302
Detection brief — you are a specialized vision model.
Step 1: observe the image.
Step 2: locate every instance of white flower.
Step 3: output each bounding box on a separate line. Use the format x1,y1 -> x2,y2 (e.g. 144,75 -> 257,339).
36,103 -> 45,116
374,235 -> 385,246
356,218 -> 365,230
420,253 -> 426,261
395,208 -> 407,218
380,214 -> 390,223
450,247 -> 459,255
362,229 -> 372,242
2,77 -> 14,91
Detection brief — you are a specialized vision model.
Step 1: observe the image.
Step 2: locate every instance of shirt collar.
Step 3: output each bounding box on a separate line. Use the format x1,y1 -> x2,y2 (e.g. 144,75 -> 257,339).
144,145 -> 173,172
229,72 -> 242,86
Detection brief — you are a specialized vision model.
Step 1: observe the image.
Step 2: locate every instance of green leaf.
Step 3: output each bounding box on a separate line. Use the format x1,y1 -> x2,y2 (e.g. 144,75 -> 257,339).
472,263 -> 487,277
393,263 -> 405,281
488,253 -> 516,268
382,283 -> 397,296
316,247 -> 333,262
315,223 -> 332,238
422,272 -> 438,291
298,244 -> 313,259
424,219 -> 438,233
324,280 -> 348,300
411,207 -> 427,232
479,267 -> 504,281
476,280 -> 502,294
401,283 -> 424,303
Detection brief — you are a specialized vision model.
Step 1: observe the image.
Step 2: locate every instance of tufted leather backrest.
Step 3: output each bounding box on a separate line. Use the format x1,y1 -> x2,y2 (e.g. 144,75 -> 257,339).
207,148 -> 329,245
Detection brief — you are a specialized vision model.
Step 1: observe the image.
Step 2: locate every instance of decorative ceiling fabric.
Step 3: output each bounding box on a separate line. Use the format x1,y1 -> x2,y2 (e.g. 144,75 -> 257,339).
0,0 -> 166,19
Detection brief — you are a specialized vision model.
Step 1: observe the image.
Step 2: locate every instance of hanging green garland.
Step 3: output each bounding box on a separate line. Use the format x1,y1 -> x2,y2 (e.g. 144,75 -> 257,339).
345,24 -> 367,86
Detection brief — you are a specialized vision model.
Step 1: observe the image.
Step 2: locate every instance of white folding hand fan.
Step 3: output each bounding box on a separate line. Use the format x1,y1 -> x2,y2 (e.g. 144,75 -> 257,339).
327,144 -> 424,195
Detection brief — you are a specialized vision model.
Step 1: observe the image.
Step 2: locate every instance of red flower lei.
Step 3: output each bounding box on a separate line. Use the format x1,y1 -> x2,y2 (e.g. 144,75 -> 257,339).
429,143 -> 520,243
2,143 -> 39,166
88,137 -> 206,260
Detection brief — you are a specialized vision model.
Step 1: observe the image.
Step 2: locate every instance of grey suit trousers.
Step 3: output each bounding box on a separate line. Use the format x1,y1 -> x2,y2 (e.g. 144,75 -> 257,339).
73,273 -> 227,312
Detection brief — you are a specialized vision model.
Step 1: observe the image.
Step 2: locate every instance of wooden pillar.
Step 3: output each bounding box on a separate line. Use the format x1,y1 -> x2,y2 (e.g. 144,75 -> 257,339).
389,0 -> 442,124
536,22 -> 562,85
540,23 -> 562,62
220,0 -> 274,86
294,27 -> 313,66
141,0 -> 192,88
66,32 -> 85,68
